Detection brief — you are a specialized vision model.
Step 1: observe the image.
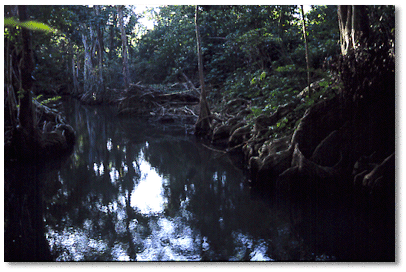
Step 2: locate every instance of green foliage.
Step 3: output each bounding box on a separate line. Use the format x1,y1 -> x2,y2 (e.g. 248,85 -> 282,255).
5,5 -> 339,100
251,71 -> 267,85
33,94 -> 44,101
276,116 -> 289,129
35,95 -> 62,105
17,89 -> 25,100
247,106 -> 263,119
5,4 -> 393,128
134,5 -> 196,84
4,17 -> 56,33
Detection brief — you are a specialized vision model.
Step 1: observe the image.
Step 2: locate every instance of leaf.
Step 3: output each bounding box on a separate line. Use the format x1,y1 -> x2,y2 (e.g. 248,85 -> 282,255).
318,80 -> 329,88
4,17 -> 56,33
260,71 -> 267,81
4,17 -> 18,27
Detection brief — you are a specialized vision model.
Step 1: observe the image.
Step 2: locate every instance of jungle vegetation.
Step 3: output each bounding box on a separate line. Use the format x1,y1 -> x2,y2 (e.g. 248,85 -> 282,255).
4,5 -> 395,261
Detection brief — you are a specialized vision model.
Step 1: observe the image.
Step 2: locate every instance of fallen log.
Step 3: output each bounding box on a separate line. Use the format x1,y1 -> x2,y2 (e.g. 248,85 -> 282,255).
117,84 -> 200,118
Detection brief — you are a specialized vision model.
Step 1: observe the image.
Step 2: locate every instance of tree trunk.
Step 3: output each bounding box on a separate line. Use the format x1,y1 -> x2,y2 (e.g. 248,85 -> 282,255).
18,5 -> 36,136
5,27 -> 18,128
82,31 -> 92,93
301,5 -> 311,99
194,5 -> 212,136
71,56 -> 78,93
118,5 -> 130,89
338,5 -> 369,55
109,14 -> 116,62
95,5 -> 104,89
69,41 -> 79,94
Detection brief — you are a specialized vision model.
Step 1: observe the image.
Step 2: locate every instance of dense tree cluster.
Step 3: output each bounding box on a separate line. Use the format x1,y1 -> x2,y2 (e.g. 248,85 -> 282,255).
4,5 -> 341,106
136,5 -> 340,108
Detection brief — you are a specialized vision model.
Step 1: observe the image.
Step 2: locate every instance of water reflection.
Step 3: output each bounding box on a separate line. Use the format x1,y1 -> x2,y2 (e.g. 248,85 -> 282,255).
131,156 -> 167,215
43,98 -> 306,261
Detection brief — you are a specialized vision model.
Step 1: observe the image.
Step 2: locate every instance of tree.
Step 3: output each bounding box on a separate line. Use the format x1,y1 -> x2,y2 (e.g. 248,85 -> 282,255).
300,5 -> 311,98
95,5 -> 105,87
118,5 -> 130,89
17,5 -> 37,139
81,5 -> 106,96
337,5 -> 369,55
194,5 -> 212,136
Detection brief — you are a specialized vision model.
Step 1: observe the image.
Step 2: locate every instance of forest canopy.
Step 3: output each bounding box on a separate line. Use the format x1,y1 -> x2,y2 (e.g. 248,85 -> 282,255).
4,5 -> 344,105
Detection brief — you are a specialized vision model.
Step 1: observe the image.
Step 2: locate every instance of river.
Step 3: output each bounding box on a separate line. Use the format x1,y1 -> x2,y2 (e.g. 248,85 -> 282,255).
33,97 -> 323,261
5,99 -> 394,261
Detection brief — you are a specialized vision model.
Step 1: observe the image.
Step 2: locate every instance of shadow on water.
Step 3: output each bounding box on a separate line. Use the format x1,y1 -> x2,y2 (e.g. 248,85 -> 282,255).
4,151 -> 72,261
5,98 -> 393,261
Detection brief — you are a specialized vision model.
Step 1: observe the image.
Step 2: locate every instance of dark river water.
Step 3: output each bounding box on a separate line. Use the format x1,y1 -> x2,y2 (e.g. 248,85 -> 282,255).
37,98 -> 317,261
7,98 -> 393,261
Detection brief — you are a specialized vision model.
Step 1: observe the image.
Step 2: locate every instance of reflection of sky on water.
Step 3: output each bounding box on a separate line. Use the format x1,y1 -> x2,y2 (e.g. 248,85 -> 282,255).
47,224 -> 109,261
136,217 -> 201,261
46,142 -> 207,261
131,151 -> 167,215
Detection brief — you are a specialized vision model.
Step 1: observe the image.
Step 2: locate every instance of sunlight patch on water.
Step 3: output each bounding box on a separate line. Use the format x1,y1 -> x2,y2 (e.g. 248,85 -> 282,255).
112,244 -> 130,261
109,167 -> 120,183
130,154 -> 167,215
47,225 -> 108,261
107,138 -> 112,151
250,242 -> 273,261
122,162 -> 128,174
136,217 -> 200,261
230,232 -> 273,261
93,162 -> 104,176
